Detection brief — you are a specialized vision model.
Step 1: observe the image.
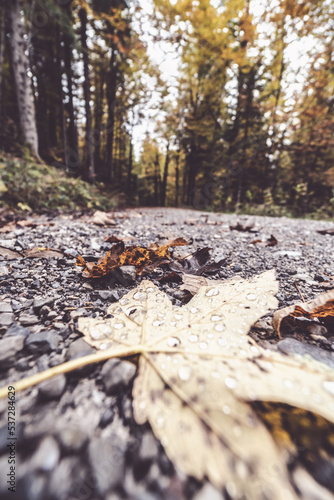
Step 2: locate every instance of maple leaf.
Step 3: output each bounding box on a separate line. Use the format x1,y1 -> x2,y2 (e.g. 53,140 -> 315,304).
75,271 -> 334,499
76,238 -> 189,278
1,272 -> 334,499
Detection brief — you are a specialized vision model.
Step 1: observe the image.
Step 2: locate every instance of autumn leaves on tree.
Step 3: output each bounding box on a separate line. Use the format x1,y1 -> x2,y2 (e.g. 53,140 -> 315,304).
0,0 -> 333,213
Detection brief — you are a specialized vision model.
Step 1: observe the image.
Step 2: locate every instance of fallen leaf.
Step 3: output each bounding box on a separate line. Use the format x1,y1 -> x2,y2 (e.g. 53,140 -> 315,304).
105,235 -> 124,243
317,228 -> 334,236
250,235 -> 278,246
0,246 -> 23,259
266,234 -> 278,247
273,289 -> 334,338
24,247 -> 64,259
230,222 -> 257,233
90,211 -> 117,226
76,271 -> 334,499
169,248 -> 226,276
76,239 -> 190,278
0,245 -> 64,260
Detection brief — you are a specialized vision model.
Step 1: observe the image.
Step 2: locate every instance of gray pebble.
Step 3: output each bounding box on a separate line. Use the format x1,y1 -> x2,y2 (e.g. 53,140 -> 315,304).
277,338 -> 334,370
0,302 -> 12,313
101,359 -> 136,394
38,374 -> 66,399
19,313 -> 39,325
0,335 -> 24,367
57,426 -> 88,453
25,330 -> 60,353
31,436 -> 60,471
138,433 -> 159,462
88,436 -> 126,494
0,312 -> 14,326
33,296 -> 55,311
3,322 -> 30,338
118,265 -> 137,283
66,338 -> 96,361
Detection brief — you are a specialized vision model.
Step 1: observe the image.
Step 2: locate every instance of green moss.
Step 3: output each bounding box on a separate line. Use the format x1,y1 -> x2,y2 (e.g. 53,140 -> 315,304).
0,155 -> 118,212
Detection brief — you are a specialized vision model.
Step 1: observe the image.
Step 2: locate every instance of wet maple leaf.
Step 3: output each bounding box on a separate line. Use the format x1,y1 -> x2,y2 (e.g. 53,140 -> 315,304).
76,238 -> 189,278
1,271 -> 334,498
75,271 -> 334,499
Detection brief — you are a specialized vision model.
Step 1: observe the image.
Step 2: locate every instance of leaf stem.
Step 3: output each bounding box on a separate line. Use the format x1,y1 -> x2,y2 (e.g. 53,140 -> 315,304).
0,345 -> 144,399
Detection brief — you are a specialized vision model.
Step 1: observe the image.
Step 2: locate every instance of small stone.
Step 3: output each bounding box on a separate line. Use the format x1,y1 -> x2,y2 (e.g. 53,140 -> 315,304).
19,313 -> 39,325
70,308 -> 88,319
88,436 -> 126,494
38,374 -> 66,399
4,322 -> 30,338
39,305 -> 51,316
118,265 -> 137,284
63,248 -> 78,258
33,296 -> 55,311
66,338 -> 96,361
0,302 -> 12,313
49,457 -> 84,500
100,408 -> 115,428
57,426 -> 88,453
139,433 -> 159,462
0,336 -> 24,367
0,312 -> 14,327
233,265 -> 242,272
314,274 -> 325,282
47,311 -> 58,320
25,330 -> 60,353
306,323 -> 329,338
99,290 -> 117,301
277,338 -> 334,370
101,359 -> 136,394
31,436 -> 60,471
193,484 -> 223,500
0,266 -> 9,276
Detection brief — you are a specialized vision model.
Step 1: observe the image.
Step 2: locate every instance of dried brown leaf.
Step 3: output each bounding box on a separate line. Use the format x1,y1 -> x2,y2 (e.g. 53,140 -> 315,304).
76,239 -> 190,278
273,289 -> 334,337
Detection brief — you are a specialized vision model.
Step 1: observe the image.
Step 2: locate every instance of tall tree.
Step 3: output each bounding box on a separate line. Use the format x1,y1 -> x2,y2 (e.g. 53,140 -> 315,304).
79,6 -> 95,182
5,0 -> 39,157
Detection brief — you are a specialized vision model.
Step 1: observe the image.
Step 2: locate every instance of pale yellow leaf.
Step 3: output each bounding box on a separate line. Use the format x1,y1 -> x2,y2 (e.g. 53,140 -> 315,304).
77,270 -> 334,499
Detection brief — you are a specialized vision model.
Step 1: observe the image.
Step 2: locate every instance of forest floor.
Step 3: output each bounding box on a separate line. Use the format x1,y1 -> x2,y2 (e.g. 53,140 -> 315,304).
0,207 -> 334,500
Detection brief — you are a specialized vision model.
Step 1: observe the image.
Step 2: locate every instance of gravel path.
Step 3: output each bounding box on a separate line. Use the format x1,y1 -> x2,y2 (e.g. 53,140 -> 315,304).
0,207 -> 334,500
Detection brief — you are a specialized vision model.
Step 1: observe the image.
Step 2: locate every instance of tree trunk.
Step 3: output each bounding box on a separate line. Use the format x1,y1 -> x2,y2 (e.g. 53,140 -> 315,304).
127,137 -> 133,192
106,46 -> 117,183
154,153 -> 160,206
160,141 -> 170,206
0,5 -> 5,121
94,67 -> 104,176
175,150 -> 180,207
63,4 -> 79,171
55,24 -> 68,171
79,7 -> 95,182
5,0 -> 39,158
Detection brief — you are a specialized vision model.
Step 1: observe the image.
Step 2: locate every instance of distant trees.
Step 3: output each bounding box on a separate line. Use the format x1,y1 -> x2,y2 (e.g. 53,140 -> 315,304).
0,0 -> 333,214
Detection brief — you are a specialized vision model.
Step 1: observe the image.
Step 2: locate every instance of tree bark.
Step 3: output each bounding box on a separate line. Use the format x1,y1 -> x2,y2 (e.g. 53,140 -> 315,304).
79,7 -> 95,182
106,46 -> 117,183
63,3 -> 79,171
160,141 -> 170,206
175,149 -> 180,207
0,4 -> 5,121
5,0 -> 39,158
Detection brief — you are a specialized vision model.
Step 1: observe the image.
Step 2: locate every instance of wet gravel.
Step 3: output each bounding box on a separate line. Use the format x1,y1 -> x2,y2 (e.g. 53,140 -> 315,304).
0,207 -> 334,500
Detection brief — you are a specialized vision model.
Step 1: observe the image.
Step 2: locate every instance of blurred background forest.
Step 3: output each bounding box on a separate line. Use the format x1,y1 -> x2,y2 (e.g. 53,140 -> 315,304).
0,0 -> 333,217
